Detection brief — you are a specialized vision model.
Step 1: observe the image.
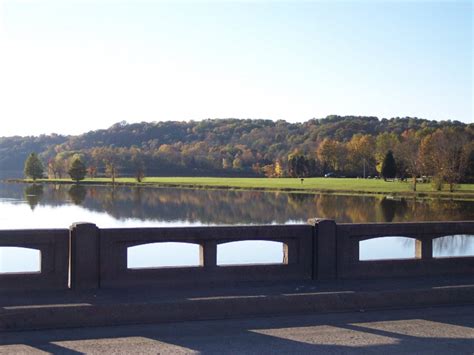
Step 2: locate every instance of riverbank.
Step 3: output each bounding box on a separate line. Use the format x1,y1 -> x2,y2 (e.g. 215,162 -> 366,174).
5,177 -> 474,201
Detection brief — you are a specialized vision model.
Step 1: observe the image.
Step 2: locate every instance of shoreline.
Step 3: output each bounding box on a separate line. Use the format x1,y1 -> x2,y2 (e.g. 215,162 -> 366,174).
4,177 -> 474,202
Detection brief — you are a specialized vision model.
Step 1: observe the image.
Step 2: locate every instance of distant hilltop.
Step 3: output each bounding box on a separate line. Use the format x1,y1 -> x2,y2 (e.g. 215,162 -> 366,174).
0,116 -> 472,179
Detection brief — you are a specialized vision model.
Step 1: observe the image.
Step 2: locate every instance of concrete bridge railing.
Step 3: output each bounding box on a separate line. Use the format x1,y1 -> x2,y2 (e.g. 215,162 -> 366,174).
314,220 -> 474,279
1,220 -> 473,291
73,224 -> 313,289
0,229 -> 69,290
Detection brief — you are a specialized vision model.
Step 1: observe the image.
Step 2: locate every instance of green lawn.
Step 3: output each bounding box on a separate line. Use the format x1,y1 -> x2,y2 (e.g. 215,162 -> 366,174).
19,176 -> 474,198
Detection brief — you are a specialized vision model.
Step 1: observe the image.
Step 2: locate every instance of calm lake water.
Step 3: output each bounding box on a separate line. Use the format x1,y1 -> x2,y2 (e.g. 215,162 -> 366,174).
0,182 -> 473,272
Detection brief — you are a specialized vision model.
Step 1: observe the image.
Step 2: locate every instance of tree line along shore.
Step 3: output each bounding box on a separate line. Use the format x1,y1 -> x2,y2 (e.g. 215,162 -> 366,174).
8,116 -> 474,195
8,176 -> 474,201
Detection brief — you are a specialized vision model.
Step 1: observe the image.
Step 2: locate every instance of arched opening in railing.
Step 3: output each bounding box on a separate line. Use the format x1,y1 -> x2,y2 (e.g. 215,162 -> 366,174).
217,240 -> 285,266
0,247 -> 41,273
433,235 -> 474,258
127,242 -> 200,269
359,236 -> 415,260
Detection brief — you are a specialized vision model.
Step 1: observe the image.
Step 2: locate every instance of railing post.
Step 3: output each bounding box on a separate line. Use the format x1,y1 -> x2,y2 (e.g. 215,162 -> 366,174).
69,222 -> 100,289
308,218 -> 337,280
415,238 -> 433,260
200,240 -> 217,268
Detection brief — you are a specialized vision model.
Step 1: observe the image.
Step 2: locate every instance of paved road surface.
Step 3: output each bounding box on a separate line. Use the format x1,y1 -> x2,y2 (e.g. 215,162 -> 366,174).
1,305 -> 473,354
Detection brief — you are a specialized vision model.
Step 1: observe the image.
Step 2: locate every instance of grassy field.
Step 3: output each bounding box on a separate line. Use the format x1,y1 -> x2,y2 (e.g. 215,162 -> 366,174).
12,176 -> 474,199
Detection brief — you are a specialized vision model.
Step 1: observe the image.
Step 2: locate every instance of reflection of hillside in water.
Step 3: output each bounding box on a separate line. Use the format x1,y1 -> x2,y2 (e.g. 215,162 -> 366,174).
433,235 -> 474,256
0,182 -> 472,254
3,183 -> 471,224
398,233 -> 474,257
314,194 -> 474,223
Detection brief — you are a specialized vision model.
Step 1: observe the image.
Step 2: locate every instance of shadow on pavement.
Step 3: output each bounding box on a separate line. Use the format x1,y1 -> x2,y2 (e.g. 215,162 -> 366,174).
1,305 -> 473,354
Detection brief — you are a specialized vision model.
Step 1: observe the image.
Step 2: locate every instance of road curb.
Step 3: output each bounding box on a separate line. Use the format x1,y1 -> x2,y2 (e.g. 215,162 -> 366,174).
2,284 -> 473,331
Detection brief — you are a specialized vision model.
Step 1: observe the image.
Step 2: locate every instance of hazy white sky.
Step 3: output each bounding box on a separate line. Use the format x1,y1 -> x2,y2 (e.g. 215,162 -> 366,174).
0,0 -> 472,137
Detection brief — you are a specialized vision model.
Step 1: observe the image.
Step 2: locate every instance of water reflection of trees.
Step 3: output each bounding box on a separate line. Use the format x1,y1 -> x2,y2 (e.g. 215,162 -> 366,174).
68,185 -> 87,205
433,235 -> 474,256
8,184 -> 473,225
6,183 -> 474,254
23,184 -> 44,210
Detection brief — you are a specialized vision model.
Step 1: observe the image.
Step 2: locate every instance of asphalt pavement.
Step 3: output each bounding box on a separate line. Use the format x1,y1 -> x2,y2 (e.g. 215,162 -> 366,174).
1,305 -> 473,354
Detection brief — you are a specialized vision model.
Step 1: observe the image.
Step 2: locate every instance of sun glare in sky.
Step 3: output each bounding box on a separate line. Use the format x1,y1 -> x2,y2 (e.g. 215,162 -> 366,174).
0,0 -> 472,136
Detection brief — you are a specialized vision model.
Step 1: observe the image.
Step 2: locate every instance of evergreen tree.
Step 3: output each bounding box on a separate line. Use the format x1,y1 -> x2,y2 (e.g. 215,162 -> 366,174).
68,157 -> 87,182
381,150 -> 397,180
465,148 -> 474,183
24,152 -> 44,181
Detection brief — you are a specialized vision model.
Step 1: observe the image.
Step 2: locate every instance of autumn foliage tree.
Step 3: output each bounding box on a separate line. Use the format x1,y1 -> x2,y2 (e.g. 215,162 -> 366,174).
261,160 -> 284,178
317,139 -> 347,174
346,134 -> 376,177
10,117 -> 471,190
47,157 -> 64,179
396,130 -> 422,191
130,147 -> 146,182
419,128 -> 471,192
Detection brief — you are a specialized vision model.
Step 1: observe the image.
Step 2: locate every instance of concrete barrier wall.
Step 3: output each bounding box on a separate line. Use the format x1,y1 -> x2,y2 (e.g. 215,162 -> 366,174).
333,221 -> 474,279
0,220 -> 473,290
98,225 -> 313,288
0,229 -> 69,290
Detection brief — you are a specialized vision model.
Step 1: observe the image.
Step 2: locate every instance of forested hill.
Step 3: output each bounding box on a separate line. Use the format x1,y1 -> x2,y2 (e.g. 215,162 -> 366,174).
1,116 -> 472,178
55,116 -> 467,151
0,134 -> 67,175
